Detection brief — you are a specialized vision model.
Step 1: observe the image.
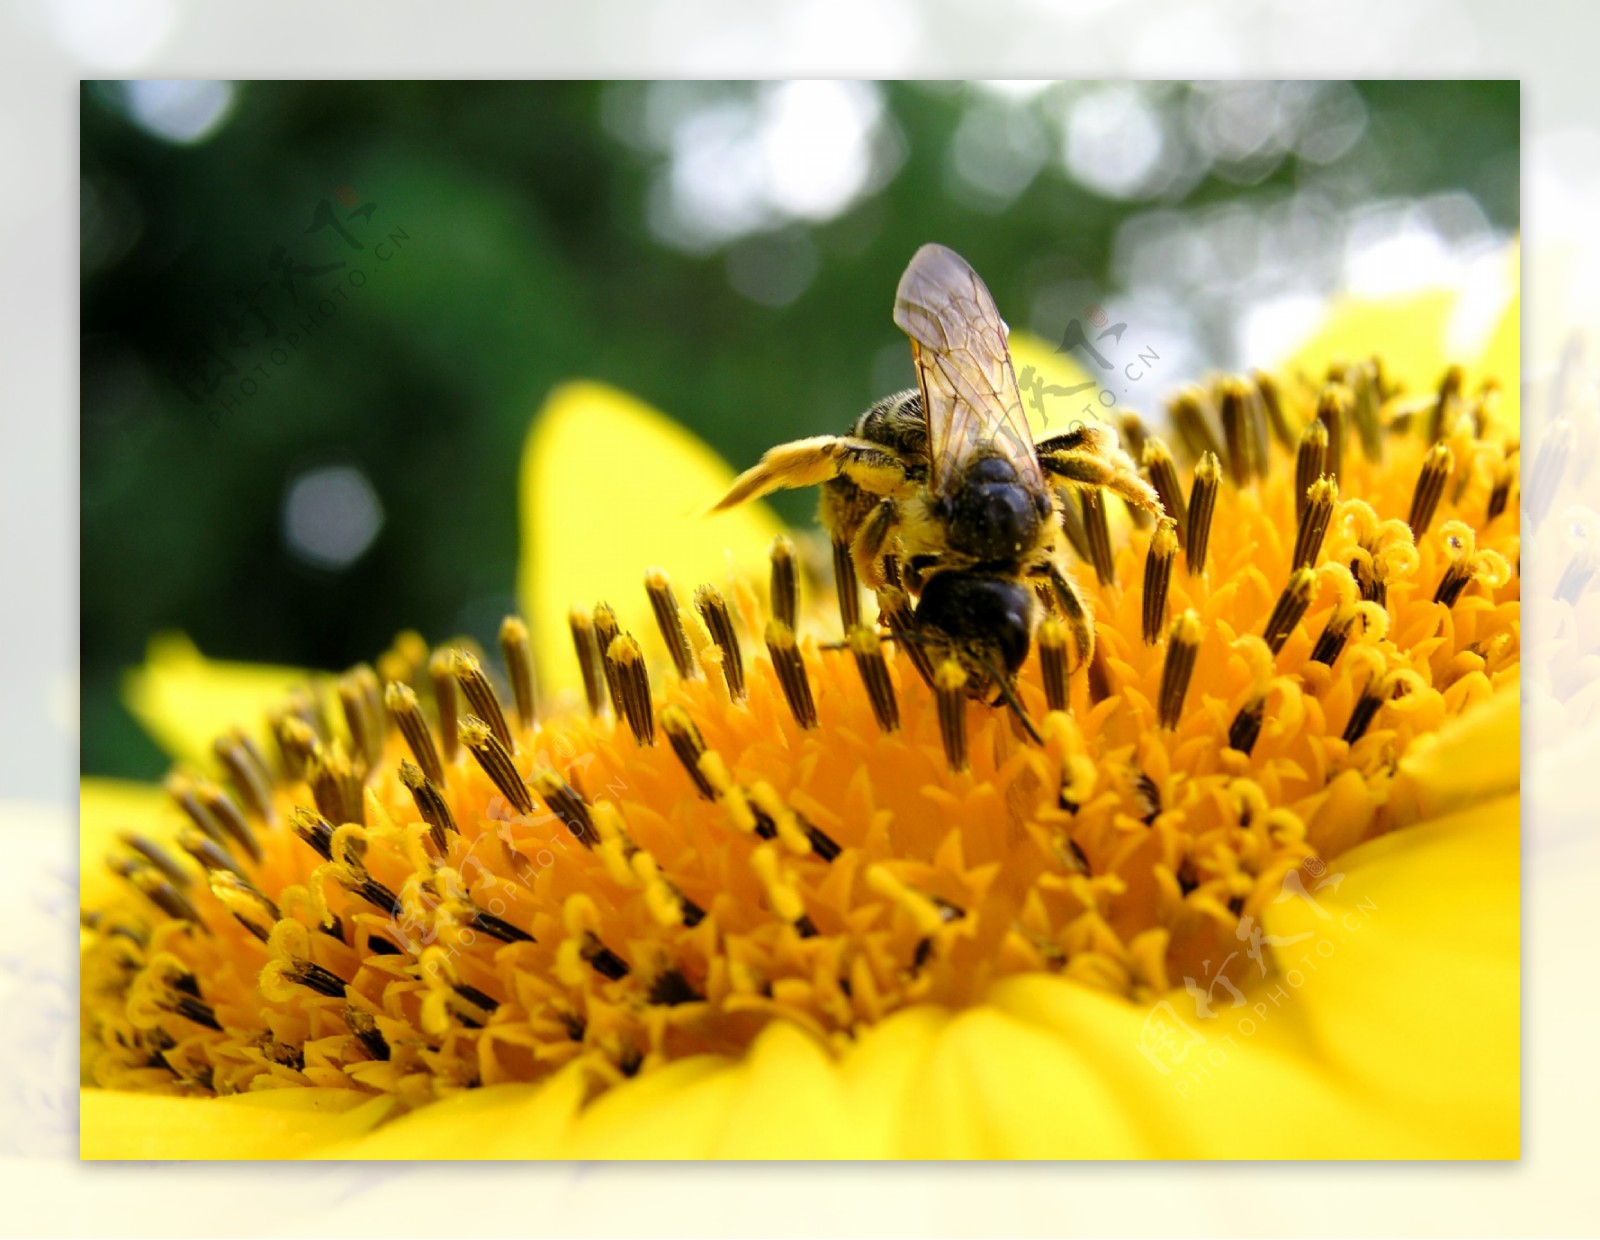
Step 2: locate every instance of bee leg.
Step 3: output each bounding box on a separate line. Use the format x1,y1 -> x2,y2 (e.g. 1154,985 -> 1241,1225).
715,436 -> 914,510
1037,442 -> 1163,518
1040,558 -> 1094,672
850,499 -> 898,590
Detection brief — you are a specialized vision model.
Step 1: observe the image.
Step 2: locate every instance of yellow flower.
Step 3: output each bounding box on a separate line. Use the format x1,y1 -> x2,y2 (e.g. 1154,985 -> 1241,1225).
81,260 -> 1518,1159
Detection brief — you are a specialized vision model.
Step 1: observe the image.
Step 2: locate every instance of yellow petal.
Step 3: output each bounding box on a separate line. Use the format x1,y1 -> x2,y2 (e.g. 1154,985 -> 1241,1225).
564,1054 -> 741,1158
314,1062 -> 589,1159
122,632 -> 308,769
1262,794 -> 1518,1158
80,777 -> 177,911
80,1087 -> 398,1159
709,1022 -> 857,1158
989,973 -> 1439,1158
519,382 -> 786,697
1395,679 -> 1519,819
1007,330 -> 1103,443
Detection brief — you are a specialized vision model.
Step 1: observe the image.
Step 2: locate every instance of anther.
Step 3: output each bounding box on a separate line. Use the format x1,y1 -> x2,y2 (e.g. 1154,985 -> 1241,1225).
847,625 -> 900,732
1292,477 -> 1337,572
832,536 -> 862,630
1346,360 -> 1384,463
581,933 -> 631,981
1143,516 -> 1178,644
428,649 -> 459,761
346,1008 -> 391,1061
208,870 -> 277,941
765,619 -> 817,729
660,705 -> 717,798
385,680 -> 444,786
1295,419 -> 1328,525
607,634 -> 655,745
291,807 -> 335,862
1185,453 -> 1220,577
1081,490 -> 1114,586
1342,678 -> 1388,744
568,607 -> 608,716
451,650 -> 514,753
398,759 -> 457,853
1487,455 -> 1514,523
1316,384 -> 1348,486
1527,417 -> 1571,527
212,731 -> 277,824
694,584 -> 746,700
532,768 -> 597,846
644,568 -> 697,681
498,615 -> 539,730
1157,610 -> 1201,730
592,604 -> 625,717
338,666 -> 384,774
273,713 -> 317,783
119,833 -> 192,888
459,715 -> 533,814
1408,442 -> 1452,537
935,659 -> 969,772
1218,376 -> 1257,487
175,827 -> 244,879
1308,603 -> 1357,668
770,535 -> 800,629
1262,568 -> 1317,655
1427,364 -> 1464,442
878,587 -> 937,690
1036,617 -> 1070,713
116,862 -> 203,925
1227,696 -> 1265,755
1142,438 -> 1187,548
306,740 -> 365,826
1169,386 -> 1224,463
1252,368 -> 1296,452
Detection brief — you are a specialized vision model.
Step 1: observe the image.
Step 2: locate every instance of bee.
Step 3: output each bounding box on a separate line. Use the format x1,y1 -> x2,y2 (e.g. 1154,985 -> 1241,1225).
716,243 -> 1161,712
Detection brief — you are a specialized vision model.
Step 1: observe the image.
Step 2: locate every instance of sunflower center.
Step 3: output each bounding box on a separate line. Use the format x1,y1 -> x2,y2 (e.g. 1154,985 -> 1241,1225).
82,359 -> 1519,1110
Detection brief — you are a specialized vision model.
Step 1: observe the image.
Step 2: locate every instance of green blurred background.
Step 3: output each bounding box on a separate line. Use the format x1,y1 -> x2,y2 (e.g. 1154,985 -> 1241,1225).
81,80 -> 1519,781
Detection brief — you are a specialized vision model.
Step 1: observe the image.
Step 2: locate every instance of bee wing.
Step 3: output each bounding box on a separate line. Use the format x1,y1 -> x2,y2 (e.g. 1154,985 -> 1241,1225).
892,244 -> 1045,499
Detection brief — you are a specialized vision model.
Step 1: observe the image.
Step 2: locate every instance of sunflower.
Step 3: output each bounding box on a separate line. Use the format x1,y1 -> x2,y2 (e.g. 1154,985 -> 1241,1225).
80,250 -> 1518,1159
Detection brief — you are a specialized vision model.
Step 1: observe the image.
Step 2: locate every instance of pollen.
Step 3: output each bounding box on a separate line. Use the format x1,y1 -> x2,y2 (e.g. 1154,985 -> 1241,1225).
82,359 -> 1519,1118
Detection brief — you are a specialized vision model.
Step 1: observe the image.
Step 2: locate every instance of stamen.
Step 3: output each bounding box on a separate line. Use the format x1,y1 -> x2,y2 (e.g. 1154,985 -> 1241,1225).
1185,453 -> 1220,577
291,807 -> 335,862
213,731 -> 276,824
766,619 -> 817,729
1037,617 -> 1070,713
660,705 -> 717,797
1227,696 -> 1265,755
175,827 -> 244,879
568,607 -> 608,716
1081,490 -> 1114,586
842,625 -> 897,732
498,615 -> 539,730
1143,516 -> 1178,644
1346,359 -> 1384,463
878,587 -> 937,689
459,715 -> 533,814
428,649 -> 459,761
451,650 -> 514,754
1292,477 -> 1337,572
1218,376 -> 1257,487
1308,603 -> 1357,668
208,870 -> 277,941
385,681 -> 444,786
693,584 -> 746,701
1487,456 -> 1513,523
268,704 -> 310,780
935,659 -> 968,772
1342,678 -> 1387,744
1087,641 -> 1114,706
582,933 -> 631,981
399,759 -> 457,853
1057,492 -> 1091,563
338,665 -> 385,774
117,863 -> 202,925
1295,419 -> 1328,524
1408,442 -> 1452,537
164,773 -> 226,850
592,604 -> 625,717
833,536 -> 862,630
346,1008 -> 391,1061
1119,411 -> 1148,460
306,740 -> 365,826
1316,384 -> 1348,486
119,833 -> 192,888
1527,416 -> 1571,527
193,781 -> 261,864
770,535 -> 800,629
1428,364 -> 1464,442
1142,438 -> 1188,547
607,634 -> 655,745
1252,368 -> 1296,452
1157,610 -> 1201,730
532,768 -> 597,846
1169,386 -> 1224,463
644,569 -> 697,681
1262,568 -> 1317,655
